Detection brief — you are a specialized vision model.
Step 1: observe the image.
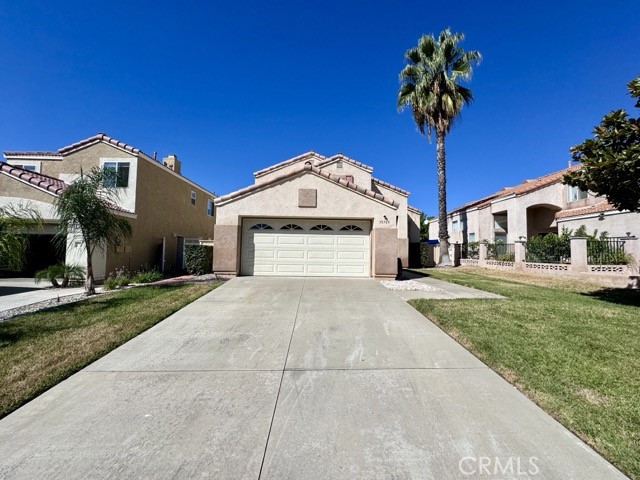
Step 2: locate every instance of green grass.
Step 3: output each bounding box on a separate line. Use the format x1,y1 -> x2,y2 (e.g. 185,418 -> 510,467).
0,282 -> 221,419
408,267 -> 640,479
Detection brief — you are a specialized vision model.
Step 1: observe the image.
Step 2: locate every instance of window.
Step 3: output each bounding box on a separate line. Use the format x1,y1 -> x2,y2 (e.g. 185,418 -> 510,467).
451,220 -> 459,232
310,224 -> 333,231
340,225 -> 363,231
207,199 -> 214,217
103,162 -> 130,188
190,191 -> 196,205
250,223 -> 273,230
468,232 -> 476,242
567,185 -> 588,203
494,233 -> 507,244
493,214 -> 508,231
12,164 -> 37,172
281,224 -> 303,230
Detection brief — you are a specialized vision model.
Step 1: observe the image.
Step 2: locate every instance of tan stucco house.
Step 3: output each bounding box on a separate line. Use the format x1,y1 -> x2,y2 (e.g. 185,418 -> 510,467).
1,133 -> 215,278
428,165 -> 639,244
213,151 -> 421,278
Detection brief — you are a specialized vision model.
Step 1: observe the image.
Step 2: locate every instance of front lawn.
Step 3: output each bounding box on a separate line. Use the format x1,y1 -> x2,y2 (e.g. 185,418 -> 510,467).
0,282 -> 221,419
409,267 -> 639,479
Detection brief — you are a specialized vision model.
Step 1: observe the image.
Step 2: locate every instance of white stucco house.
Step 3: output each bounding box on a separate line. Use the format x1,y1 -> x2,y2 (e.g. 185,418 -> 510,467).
213,151 -> 421,278
428,165 -> 640,244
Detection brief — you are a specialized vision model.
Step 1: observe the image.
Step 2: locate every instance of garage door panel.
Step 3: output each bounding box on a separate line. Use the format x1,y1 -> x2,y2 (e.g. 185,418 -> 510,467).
307,265 -> 336,274
277,264 -> 306,274
242,218 -> 371,277
337,251 -> 367,260
277,236 -> 305,245
308,250 -> 336,260
277,250 -> 305,259
308,236 -> 336,246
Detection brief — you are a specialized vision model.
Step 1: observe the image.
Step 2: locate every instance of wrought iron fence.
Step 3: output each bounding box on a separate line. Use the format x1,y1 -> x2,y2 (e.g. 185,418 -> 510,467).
487,242 -> 515,262
587,238 -> 629,265
524,236 -> 571,264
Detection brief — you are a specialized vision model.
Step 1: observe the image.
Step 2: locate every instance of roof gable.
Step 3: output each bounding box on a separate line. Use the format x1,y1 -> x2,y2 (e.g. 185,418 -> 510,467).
316,154 -> 373,173
217,163 -> 398,208
253,151 -> 327,178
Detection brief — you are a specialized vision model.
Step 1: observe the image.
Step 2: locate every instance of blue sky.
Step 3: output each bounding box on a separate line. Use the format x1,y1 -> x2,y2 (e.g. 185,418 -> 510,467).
1,1 -> 638,215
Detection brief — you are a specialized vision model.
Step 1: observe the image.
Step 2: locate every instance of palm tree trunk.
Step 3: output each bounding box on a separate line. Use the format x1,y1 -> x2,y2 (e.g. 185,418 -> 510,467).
85,246 -> 95,295
436,128 -> 452,266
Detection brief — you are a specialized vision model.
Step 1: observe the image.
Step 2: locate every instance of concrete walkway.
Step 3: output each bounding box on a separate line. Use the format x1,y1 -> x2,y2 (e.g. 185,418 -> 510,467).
0,277 -> 626,479
0,278 -> 85,312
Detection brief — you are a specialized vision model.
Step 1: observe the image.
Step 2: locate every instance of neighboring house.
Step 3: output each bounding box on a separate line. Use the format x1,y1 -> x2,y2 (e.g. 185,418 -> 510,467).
428,165 -> 640,243
1,133 -> 215,278
213,151 -> 421,277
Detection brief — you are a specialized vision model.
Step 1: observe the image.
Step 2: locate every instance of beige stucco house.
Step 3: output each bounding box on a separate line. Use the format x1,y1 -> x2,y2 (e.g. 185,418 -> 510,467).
1,133 -> 215,278
428,165 -> 639,244
213,151 -> 421,278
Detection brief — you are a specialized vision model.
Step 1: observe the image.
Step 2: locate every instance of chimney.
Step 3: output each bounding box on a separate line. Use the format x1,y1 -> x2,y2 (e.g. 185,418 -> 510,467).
162,154 -> 181,174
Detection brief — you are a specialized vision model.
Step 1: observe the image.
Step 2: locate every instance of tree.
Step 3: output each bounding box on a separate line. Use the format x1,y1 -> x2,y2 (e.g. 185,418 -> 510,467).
398,28 -> 481,266
564,76 -> 640,212
55,168 -> 132,294
0,204 -> 42,271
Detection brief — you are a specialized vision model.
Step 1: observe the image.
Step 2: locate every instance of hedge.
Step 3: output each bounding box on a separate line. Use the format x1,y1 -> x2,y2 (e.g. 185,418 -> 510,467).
184,244 -> 213,275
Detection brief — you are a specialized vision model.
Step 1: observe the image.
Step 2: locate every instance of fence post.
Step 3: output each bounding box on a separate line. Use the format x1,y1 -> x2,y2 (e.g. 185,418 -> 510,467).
514,240 -> 526,271
622,236 -> 639,272
570,237 -> 588,274
478,241 -> 488,267
453,243 -> 461,267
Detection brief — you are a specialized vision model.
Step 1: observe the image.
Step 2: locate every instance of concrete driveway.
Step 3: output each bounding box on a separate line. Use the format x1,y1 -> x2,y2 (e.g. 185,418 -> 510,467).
0,278 -> 85,312
0,277 -> 626,479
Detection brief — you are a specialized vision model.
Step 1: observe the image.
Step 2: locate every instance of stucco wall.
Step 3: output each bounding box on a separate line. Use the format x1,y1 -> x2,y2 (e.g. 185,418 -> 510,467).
319,162 -> 372,191
558,211 -> 640,238
408,209 -> 421,243
214,172 -> 399,277
216,173 -> 397,226
42,143 -> 136,179
253,154 -> 325,184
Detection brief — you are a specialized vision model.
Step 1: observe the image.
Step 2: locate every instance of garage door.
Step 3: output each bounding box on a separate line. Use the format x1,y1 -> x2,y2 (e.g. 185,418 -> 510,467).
241,218 -> 371,277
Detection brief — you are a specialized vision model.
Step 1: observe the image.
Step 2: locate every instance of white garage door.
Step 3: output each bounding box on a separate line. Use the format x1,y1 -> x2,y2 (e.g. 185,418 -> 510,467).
241,218 -> 371,277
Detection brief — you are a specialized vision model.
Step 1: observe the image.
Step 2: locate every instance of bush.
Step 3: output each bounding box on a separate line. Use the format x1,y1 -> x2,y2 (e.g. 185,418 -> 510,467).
131,268 -> 163,284
184,244 -> 213,275
420,243 -> 433,267
103,267 -> 130,290
34,263 -> 85,288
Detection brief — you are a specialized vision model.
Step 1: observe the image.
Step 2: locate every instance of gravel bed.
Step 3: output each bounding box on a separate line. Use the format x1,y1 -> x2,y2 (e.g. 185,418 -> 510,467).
380,279 -> 442,292
0,292 -> 94,323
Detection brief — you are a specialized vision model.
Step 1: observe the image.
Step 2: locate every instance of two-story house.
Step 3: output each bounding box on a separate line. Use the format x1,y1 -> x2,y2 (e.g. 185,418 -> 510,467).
1,133 -> 215,278
213,151 -> 422,277
428,165 -> 639,244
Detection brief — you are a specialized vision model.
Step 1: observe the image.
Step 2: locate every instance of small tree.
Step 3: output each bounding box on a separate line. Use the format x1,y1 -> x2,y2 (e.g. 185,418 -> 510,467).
0,204 -> 41,271
564,76 -> 640,212
55,168 -> 131,294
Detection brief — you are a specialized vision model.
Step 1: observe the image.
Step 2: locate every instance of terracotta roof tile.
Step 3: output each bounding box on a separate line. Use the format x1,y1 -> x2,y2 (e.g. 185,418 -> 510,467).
57,132 -> 151,157
0,163 -> 66,195
0,162 -> 134,214
316,153 -> 374,172
216,163 -> 399,208
407,205 -> 421,214
372,177 -> 409,196
452,165 -> 581,213
253,151 -> 326,178
3,151 -> 62,158
555,202 -> 618,219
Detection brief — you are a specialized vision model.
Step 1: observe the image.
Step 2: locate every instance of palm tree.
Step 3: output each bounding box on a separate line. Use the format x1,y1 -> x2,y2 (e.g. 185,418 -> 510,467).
55,168 -> 131,294
398,28 -> 481,265
0,204 -> 42,271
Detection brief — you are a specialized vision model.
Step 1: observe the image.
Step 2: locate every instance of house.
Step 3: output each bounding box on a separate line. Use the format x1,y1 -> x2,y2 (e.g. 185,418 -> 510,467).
1,133 -> 215,278
213,151 -> 421,277
428,165 -> 640,243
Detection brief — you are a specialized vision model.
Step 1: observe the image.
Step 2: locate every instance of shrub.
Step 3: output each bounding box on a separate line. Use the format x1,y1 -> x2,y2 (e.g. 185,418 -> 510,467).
185,244 -> 213,275
34,263 -> 85,288
420,243 -> 434,267
131,268 -> 163,284
102,267 -> 130,290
